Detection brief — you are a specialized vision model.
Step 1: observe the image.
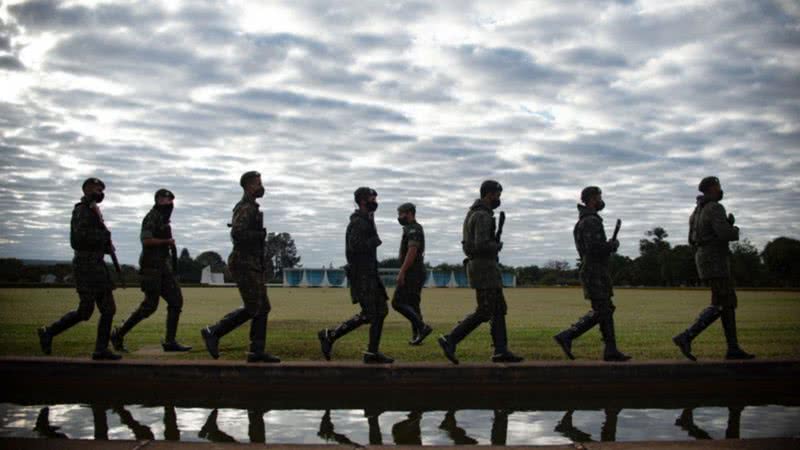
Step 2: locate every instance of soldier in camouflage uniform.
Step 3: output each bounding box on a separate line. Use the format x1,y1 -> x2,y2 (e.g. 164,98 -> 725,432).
110,189 -> 191,353
673,176 -> 755,360
37,178 -> 121,360
318,187 -> 394,364
438,180 -> 523,364
392,202 -> 433,345
201,171 -> 280,363
553,186 -> 631,362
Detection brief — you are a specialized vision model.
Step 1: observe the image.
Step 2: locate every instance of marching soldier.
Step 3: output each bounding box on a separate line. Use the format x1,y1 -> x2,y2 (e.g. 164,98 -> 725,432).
554,186 -> 631,361
201,171 -> 280,363
673,176 -> 754,360
392,202 -> 433,345
438,180 -> 523,364
111,189 -> 191,352
318,187 -> 394,364
37,178 -> 121,360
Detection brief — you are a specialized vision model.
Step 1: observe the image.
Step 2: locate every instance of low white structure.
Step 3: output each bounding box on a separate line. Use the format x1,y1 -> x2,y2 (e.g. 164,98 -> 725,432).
200,266 -> 227,285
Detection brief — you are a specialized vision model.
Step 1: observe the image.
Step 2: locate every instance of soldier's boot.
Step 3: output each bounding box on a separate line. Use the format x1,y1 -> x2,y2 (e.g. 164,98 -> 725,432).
490,314 -> 523,363
393,303 -> 425,345
721,308 -> 755,360
201,326 -> 220,359
318,314 -> 367,361
672,306 -> 721,361
411,323 -> 433,346
37,327 -> 53,355
247,316 -> 280,363
599,314 -> 631,362
553,310 -> 600,360
161,310 -> 191,352
438,314 -> 483,365
92,313 -> 122,361
109,327 -> 128,353
364,317 -> 393,364
111,308 -> 149,353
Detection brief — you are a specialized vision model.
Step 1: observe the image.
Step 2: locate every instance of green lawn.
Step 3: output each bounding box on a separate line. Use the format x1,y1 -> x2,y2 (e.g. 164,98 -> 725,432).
0,287 -> 798,362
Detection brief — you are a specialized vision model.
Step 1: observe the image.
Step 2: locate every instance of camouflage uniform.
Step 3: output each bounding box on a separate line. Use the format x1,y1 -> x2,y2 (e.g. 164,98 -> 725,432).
674,180 -> 753,361
554,204 -> 629,361
208,192 -> 271,355
112,207 -> 185,347
442,199 -> 510,357
391,220 -> 430,340
42,196 -> 116,354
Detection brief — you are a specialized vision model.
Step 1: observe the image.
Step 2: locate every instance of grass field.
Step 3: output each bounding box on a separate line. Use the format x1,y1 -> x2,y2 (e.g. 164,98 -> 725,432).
0,287 -> 798,362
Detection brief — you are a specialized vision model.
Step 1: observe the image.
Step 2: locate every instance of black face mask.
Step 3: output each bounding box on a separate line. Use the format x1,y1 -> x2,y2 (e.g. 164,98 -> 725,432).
366,201 -> 379,212
718,190 -> 724,201
596,200 -> 605,212
156,204 -> 174,220
398,217 -> 409,226
490,199 -> 501,210
253,187 -> 265,198
90,192 -> 104,204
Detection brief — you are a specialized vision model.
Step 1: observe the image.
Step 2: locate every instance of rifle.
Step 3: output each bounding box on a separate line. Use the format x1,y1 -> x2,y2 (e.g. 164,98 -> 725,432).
611,219 -> 621,253
496,211 -> 506,262
89,204 -> 125,289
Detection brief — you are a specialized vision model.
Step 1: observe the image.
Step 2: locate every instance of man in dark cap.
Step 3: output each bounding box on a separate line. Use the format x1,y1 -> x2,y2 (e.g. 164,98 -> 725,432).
673,176 -> 755,360
110,189 -> 191,353
201,171 -> 280,363
318,187 -> 394,364
554,186 -> 631,362
438,180 -> 523,364
392,202 -> 433,345
38,178 -> 121,360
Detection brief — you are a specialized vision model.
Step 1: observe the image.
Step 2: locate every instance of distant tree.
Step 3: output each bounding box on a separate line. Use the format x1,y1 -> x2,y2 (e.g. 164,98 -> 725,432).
433,263 -> 464,272
665,245 -> 698,286
265,232 -> 301,280
196,251 -> 226,271
177,248 -> 202,283
545,260 -> 571,271
762,237 -> 800,287
516,265 -> 542,286
378,257 -> 401,268
0,258 -> 24,282
636,227 -> 672,285
609,254 -> 635,286
730,240 -> 764,287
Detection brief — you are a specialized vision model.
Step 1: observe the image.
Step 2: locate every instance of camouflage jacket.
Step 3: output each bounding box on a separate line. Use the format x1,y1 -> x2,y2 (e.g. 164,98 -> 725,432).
346,209 -> 387,303
70,197 -> 112,292
139,208 -> 173,272
574,204 -> 615,300
228,193 -> 265,274
462,199 -> 502,290
689,196 -> 739,280
399,221 -> 426,279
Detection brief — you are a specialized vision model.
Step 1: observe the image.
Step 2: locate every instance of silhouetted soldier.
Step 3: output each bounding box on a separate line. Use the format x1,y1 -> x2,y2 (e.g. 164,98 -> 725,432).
33,407 -> 68,439
554,410 -> 593,443
439,410 -> 478,445
392,411 -> 424,445
199,409 -> 236,443
392,203 -> 433,345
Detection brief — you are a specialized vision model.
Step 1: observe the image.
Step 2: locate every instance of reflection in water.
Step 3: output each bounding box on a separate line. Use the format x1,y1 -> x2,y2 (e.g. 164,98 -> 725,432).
0,403 -> 798,445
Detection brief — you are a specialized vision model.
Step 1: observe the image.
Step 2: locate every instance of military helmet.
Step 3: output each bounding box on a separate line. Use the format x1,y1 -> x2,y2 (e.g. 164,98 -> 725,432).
698,176 -> 720,193
240,171 -> 261,187
581,186 -> 602,204
397,202 -> 416,214
154,188 -> 175,201
480,180 -> 503,197
354,187 -> 377,203
82,177 -> 105,190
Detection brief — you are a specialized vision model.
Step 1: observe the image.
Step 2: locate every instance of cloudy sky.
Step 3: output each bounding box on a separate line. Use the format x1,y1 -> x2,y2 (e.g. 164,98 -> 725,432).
1,0 -> 798,268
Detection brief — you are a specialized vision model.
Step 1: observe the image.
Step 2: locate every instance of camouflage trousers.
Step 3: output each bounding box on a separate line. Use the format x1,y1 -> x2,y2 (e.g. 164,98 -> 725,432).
708,277 -> 738,309
210,270 -> 270,352
391,274 -> 425,333
118,270 -> 183,341
446,288 -> 509,353
46,289 -> 116,352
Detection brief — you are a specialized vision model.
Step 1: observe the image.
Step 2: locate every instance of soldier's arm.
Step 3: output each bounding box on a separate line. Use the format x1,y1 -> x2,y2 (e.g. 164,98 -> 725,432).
231,204 -> 264,242
347,217 -> 381,253
72,205 -> 110,249
583,217 -> 614,257
708,203 -> 739,242
141,213 -> 171,247
399,228 -> 421,273
472,213 -> 500,256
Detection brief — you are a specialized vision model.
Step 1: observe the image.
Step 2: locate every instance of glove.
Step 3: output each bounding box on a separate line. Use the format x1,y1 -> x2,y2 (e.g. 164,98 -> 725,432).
727,213 -> 735,225
497,241 -> 504,253
610,239 -> 620,252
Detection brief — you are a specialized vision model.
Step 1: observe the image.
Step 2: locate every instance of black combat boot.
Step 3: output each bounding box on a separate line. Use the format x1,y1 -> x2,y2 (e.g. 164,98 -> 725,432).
410,323 -> 433,346
673,306 -> 721,361
112,308 -> 148,352
37,327 -> 53,355
438,335 -> 459,365
553,310 -> 600,360
92,313 -> 121,361
599,314 -> 631,362
393,303 -> 426,345
439,314 -> 484,365
490,314 -> 523,363
201,327 -> 220,359
721,308 -> 755,360
162,310 -> 191,352
365,317 -> 393,364
318,314 -> 368,361
363,351 -> 394,364
110,326 -> 128,353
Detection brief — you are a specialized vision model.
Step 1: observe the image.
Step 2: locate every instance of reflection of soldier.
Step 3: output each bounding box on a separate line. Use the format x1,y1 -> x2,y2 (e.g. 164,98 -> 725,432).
439,181 -> 523,364
248,408 -> 267,443
112,405 -> 154,441
91,405 -> 109,440
726,406 -> 743,439
674,176 -> 754,361
366,409 -> 383,445
111,189 -> 191,353
38,178 -> 121,360
392,411 -> 423,445
601,408 -> 620,442
439,410 -> 478,445
198,409 -> 236,443
318,410 -> 359,446
164,405 -> 180,441
318,187 -> 393,364
674,408 -> 712,440
491,409 -> 511,445
554,410 -> 593,443
392,203 -> 433,345
33,407 -> 68,439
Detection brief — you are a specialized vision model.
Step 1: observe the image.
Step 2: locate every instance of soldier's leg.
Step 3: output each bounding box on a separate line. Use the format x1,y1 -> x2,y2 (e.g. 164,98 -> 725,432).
91,405 -> 109,440
111,290 -> 159,352
209,274 -> 259,338
248,409 -> 266,443
161,273 -> 191,351
726,406 -> 743,439
438,289 -> 493,364
45,291 -> 96,336
673,286 -> 723,361
601,408 -> 620,442
318,309 -> 370,361
491,410 -> 510,445
490,290 -> 523,362
715,280 -> 754,360
554,301 -> 602,360
92,290 -> 121,360
247,282 -> 279,363
164,406 -> 180,441
364,298 -> 394,363
596,299 -> 631,362
391,286 -> 425,341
